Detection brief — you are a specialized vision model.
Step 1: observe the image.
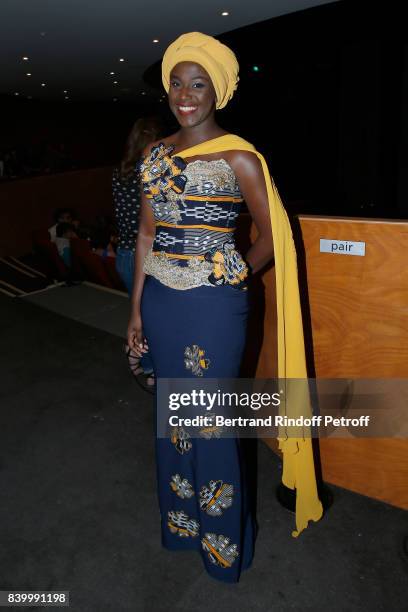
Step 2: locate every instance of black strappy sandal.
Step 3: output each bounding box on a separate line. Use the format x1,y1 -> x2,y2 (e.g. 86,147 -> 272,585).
124,344 -> 155,395
124,344 -> 144,376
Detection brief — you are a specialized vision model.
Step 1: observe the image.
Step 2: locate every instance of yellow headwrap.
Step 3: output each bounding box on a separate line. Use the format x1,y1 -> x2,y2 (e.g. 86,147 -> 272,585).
162,32 -> 239,110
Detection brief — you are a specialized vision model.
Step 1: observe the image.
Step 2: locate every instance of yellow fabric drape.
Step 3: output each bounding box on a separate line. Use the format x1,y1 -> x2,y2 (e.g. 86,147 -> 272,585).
176,134 -> 323,537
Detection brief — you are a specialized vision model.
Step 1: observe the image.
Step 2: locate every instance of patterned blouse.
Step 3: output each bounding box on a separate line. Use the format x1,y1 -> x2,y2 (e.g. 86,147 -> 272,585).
139,143 -> 249,290
112,166 -> 141,252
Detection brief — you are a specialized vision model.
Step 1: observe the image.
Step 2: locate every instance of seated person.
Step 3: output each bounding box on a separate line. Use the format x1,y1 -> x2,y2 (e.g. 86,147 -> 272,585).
49,208 -> 73,241
55,222 -> 77,267
67,213 -> 91,241
92,227 -> 118,259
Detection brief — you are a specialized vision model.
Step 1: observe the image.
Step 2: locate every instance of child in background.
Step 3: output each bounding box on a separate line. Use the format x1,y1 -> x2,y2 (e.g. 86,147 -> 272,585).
92,226 -> 118,258
55,222 -> 77,267
49,208 -> 73,241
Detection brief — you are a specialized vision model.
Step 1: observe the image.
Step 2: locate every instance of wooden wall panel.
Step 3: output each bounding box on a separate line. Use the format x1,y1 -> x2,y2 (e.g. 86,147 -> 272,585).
246,214 -> 408,509
297,216 -> 408,509
318,438 -> 408,508
299,217 -> 408,378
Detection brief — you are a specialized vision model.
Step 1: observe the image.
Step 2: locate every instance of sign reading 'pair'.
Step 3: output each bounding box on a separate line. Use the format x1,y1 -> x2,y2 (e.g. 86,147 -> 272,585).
320,239 -> 366,256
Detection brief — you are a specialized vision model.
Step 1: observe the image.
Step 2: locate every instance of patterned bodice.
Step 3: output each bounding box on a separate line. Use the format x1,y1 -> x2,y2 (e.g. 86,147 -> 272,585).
140,143 -> 248,290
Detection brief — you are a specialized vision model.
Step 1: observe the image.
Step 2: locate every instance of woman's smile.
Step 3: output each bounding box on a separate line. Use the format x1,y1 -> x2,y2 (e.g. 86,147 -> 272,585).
176,105 -> 198,115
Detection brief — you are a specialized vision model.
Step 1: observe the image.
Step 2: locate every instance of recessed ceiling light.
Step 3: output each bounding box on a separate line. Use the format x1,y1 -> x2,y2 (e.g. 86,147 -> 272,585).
221,11 -> 229,16
141,91 -> 146,95
65,96 -> 69,100
119,58 -> 125,62
26,73 -> 32,76
110,72 -> 115,75
22,56 -> 29,61
63,90 -> 68,94
27,95 -> 32,99
41,83 -> 46,86
113,98 -> 118,102
14,92 -> 20,96
153,39 -> 159,43
113,81 -> 118,84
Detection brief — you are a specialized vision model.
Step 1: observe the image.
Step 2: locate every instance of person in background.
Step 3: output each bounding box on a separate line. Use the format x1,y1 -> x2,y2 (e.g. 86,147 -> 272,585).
49,208 -> 73,241
92,226 -> 118,258
68,211 -> 90,241
113,116 -> 163,385
55,222 -> 77,267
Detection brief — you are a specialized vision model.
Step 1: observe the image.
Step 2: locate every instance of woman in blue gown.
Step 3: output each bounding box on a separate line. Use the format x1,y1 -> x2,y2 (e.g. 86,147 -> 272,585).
127,32 -> 274,583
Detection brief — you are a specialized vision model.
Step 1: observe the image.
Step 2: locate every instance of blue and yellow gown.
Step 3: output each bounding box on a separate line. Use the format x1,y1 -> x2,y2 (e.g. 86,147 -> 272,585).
140,143 -> 256,582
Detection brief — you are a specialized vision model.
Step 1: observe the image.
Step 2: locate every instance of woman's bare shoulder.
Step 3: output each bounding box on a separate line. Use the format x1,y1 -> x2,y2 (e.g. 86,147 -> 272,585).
224,149 -> 262,175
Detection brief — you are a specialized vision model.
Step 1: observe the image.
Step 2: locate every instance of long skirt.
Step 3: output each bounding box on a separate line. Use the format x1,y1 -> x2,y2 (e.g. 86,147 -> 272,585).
141,275 -> 256,583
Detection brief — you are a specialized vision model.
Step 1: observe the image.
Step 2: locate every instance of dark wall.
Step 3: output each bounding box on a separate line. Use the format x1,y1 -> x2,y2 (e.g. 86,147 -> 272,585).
220,1 -> 407,218
0,167 -> 114,256
0,97 -> 160,169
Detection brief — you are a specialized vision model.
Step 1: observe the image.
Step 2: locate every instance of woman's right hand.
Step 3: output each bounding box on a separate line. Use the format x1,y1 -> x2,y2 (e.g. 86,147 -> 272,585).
127,311 -> 149,357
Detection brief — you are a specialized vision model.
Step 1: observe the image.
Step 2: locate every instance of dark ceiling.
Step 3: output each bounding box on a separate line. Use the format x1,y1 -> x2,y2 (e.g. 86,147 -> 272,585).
0,0 -> 339,102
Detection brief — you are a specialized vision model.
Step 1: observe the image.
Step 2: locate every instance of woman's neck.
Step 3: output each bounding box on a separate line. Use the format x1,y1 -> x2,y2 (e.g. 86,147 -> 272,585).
175,121 -> 227,151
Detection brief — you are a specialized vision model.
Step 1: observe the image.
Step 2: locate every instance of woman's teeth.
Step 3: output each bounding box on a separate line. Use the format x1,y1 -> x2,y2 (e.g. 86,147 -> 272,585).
178,106 -> 197,112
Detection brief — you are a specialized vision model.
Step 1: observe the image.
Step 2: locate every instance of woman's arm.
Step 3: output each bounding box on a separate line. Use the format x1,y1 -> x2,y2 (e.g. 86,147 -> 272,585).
127,177 -> 156,355
229,151 -> 274,274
